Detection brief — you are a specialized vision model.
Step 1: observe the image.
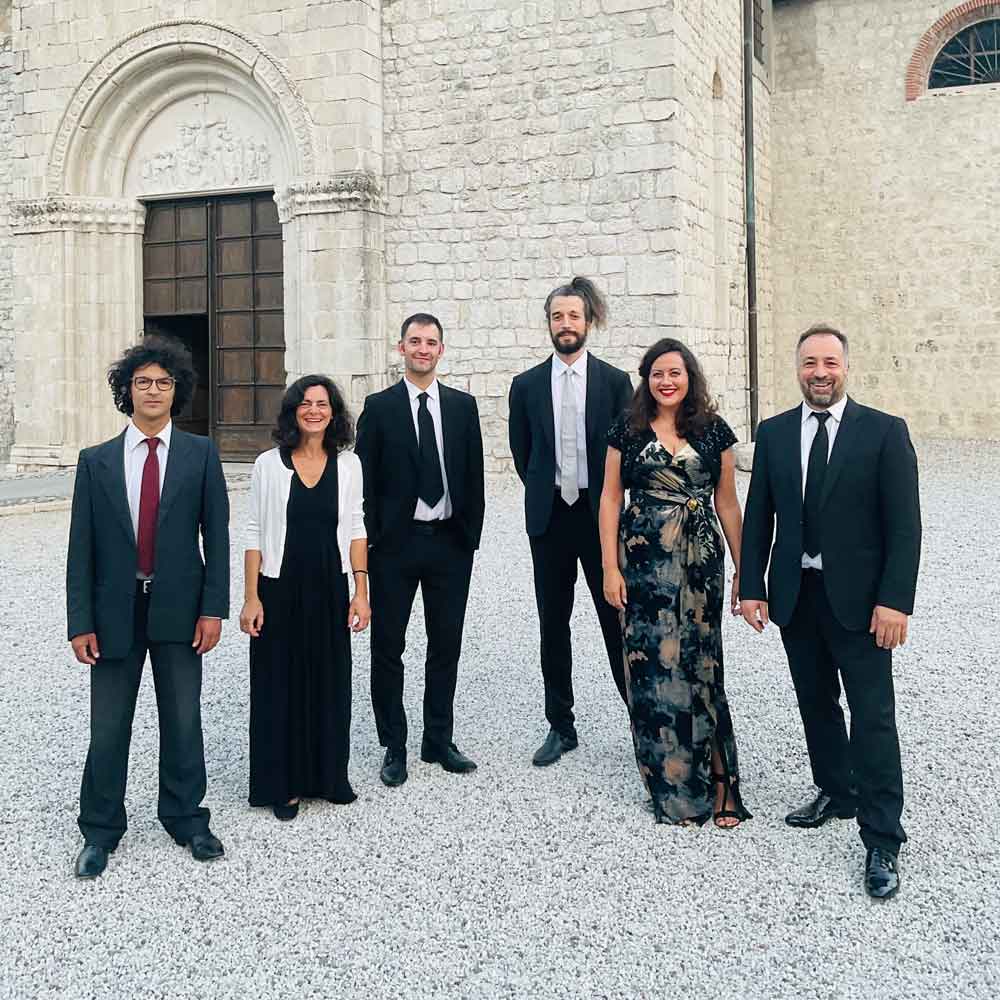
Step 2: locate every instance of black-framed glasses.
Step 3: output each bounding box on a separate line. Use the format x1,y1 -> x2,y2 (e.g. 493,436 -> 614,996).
133,376 -> 175,391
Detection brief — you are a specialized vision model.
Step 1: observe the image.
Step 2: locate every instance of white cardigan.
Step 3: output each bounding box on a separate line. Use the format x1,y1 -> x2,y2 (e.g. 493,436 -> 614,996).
246,447 -> 366,578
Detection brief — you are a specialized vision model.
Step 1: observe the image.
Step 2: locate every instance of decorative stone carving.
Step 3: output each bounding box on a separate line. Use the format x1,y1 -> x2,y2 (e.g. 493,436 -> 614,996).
124,92 -> 281,197
138,123 -> 272,192
275,173 -> 387,223
9,197 -> 145,235
47,19 -> 315,194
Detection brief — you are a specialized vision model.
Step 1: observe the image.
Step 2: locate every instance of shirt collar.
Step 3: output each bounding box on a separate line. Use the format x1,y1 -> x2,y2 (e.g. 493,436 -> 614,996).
552,350 -> 588,377
403,376 -> 438,402
126,419 -> 172,451
801,396 -> 847,426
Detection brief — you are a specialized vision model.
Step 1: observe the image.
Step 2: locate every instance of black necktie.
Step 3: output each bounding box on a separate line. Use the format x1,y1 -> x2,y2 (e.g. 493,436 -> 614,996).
417,392 -> 444,508
803,411 -> 831,557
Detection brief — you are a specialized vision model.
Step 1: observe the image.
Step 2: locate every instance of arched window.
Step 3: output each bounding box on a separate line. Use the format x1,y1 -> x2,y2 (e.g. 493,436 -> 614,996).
929,19 -> 1000,89
905,2 -> 1000,101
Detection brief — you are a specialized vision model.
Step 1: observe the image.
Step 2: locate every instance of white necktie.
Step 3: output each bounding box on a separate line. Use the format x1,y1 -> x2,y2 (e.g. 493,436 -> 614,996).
560,368 -> 579,506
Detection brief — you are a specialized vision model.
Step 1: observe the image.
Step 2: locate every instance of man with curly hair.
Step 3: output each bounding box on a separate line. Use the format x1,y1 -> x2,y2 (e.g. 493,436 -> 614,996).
67,335 -> 230,878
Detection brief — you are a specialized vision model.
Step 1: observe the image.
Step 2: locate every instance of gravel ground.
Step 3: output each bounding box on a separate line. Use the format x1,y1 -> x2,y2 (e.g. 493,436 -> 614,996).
1,439 -> 998,1000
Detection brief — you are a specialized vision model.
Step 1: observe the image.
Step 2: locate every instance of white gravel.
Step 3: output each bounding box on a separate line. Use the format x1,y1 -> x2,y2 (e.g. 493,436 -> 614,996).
1,438 -> 998,1000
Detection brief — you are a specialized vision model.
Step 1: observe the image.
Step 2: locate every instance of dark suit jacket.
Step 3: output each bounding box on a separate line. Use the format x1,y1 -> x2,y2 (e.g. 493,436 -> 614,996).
66,428 -> 231,660
739,397 -> 921,632
354,380 -> 486,554
508,353 -> 632,537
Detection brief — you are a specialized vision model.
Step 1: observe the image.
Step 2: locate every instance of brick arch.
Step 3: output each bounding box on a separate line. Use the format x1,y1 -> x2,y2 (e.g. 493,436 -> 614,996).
905,0 -> 1000,101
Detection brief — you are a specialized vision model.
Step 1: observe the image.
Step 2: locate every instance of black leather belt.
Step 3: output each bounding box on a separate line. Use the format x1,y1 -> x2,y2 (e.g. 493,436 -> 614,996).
411,519 -> 452,535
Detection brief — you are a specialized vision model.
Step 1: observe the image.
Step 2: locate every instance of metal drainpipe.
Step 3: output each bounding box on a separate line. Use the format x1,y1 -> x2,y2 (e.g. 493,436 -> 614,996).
742,0 -> 760,439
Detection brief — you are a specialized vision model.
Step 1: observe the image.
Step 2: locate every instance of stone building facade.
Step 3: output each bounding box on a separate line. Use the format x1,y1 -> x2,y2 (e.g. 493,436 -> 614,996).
2,0 -> 996,470
0,2 -> 13,461
0,0 -> 770,470
771,0 -> 1000,437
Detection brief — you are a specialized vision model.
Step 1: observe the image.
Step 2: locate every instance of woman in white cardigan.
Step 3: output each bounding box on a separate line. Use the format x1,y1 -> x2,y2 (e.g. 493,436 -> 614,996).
240,375 -> 370,820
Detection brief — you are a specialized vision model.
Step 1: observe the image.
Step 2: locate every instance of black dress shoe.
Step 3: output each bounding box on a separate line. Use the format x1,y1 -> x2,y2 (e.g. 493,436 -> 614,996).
380,747 -> 408,787
174,830 -> 225,861
273,801 -> 299,821
74,844 -> 110,879
531,728 -> 578,767
865,847 -> 900,899
421,741 -> 477,773
785,791 -> 856,829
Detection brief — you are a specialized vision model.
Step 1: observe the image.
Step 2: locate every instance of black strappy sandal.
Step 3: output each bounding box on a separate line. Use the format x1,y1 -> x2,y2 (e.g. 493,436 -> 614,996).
711,772 -> 747,829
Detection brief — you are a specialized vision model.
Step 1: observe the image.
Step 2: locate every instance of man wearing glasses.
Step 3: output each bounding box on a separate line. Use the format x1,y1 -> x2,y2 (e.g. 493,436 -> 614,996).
66,336 -> 230,878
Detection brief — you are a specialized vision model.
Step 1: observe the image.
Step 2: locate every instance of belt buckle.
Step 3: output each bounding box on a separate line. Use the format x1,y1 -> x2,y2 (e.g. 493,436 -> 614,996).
141,579 -> 152,595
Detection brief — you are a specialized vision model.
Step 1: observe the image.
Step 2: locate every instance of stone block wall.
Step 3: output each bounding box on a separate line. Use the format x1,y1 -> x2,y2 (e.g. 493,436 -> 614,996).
0,4 -> 13,463
3,0 -> 772,466
771,0 -> 1000,437
382,0 -> 765,470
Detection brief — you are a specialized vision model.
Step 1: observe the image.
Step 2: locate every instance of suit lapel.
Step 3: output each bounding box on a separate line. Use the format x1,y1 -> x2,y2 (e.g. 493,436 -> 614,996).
819,397 -> 861,511
157,428 -> 192,526
439,383 -> 458,484
584,352 -> 604,447
776,407 -> 803,508
392,379 -> 419,469
540,358 -> 555,452
96,430 -> 135,546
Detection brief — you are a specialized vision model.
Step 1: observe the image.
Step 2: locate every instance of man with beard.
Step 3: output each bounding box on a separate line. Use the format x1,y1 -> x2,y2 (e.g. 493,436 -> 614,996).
508,277 -> 632,767
355,313 -> 485,787
739,325 -> 921,899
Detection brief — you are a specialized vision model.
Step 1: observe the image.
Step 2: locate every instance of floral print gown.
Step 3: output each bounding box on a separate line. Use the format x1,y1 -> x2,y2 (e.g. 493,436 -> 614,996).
608,415 -> 751,825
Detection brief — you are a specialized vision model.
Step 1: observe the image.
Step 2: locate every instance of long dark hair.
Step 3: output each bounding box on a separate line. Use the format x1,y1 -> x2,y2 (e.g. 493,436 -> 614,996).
627,338 -> 717,438
543,275 -> 608,328
107,335 -> 196,416
272,375 -> 355,452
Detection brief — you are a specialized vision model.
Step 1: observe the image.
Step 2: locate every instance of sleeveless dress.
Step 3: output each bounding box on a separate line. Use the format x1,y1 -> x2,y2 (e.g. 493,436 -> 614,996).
608,415 -> 751,825
249,450 -> 356,807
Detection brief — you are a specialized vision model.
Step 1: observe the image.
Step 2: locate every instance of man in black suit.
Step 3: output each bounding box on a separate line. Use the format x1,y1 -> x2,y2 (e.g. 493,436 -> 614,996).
740,324 -> 921,899
67,336 -> 230,879
355,313 -> 486,787
508,276 -> 632,767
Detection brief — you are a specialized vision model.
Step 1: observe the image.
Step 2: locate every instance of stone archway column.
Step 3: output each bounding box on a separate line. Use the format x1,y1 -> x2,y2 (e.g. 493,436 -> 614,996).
276,172 -> 387,410
8,197 -> 144,468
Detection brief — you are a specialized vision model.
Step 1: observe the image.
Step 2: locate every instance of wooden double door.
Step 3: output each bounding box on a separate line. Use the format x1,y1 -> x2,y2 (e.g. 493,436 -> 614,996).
143,192 -> 286,461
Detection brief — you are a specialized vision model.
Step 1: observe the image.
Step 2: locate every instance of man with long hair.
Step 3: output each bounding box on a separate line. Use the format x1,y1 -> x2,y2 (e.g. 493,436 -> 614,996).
508,277 -> 632,767
67,335 -> 230,878
355,313 -> 486,788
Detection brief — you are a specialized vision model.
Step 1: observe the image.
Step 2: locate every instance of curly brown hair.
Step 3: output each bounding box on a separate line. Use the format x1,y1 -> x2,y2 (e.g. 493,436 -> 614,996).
626,338 -> 718,438
106,335 -> 196,416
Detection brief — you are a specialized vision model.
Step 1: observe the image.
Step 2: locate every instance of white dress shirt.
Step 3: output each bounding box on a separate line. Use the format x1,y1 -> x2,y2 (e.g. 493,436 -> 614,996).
124,420 -> 171,578
800,395 -> 848,569
403,376 -> 452,521
551,352 -> 589,490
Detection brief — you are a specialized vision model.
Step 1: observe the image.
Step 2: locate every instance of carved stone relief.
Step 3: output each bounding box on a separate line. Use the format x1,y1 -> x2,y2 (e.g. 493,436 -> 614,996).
124,93 -> 282,197
48,18 -> 315,194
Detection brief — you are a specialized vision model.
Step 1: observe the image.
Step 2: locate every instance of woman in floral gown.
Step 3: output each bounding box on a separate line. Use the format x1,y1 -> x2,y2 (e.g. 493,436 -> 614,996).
599,339 -> 751,827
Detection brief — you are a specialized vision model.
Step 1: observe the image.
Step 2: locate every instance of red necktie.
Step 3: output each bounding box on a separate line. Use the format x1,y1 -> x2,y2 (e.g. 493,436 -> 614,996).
136,438 -> 160,576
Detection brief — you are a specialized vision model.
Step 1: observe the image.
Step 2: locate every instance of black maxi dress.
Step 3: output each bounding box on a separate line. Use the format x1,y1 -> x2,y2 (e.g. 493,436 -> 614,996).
249,450 -> 356,807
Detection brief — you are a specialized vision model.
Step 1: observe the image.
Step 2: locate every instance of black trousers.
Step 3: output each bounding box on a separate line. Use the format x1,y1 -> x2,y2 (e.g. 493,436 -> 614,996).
369,522 -> 474,751
78,584 -> 210,850
528,490 -> 627,738
780,570 -> 906,853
